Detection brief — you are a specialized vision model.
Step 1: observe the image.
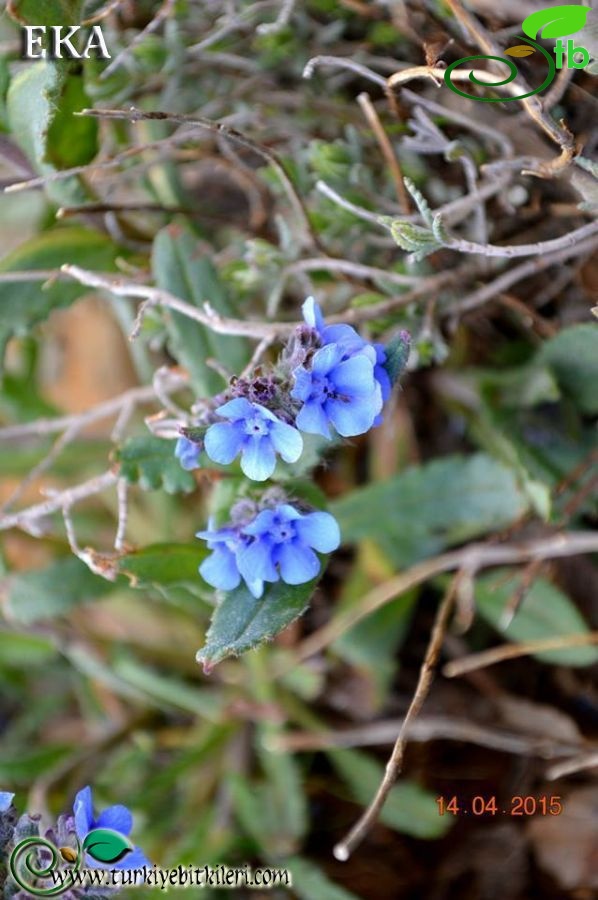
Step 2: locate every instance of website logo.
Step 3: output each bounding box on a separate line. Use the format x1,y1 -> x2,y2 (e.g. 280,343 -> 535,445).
9,828 -> 133,896
444,4 -> 593,101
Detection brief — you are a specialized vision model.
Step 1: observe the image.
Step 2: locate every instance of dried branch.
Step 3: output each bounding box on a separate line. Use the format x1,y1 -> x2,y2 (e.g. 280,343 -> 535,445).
357,92 -> 411,214
100,0 -> 176,80
333,572 -> 463,860
294,531 -> 598,664
443,632 -> 598,678
269,715 -> 581,759
76,106 -> 320,250
0,471 -> 119,534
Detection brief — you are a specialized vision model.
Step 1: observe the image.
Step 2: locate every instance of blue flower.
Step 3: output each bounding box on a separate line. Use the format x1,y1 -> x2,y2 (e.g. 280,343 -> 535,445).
302,296 -> 391,406
0,791 -> 14,813
291,342 -> 382,438
237,504 -> 340,592
73,786 -> 150,870
175,436 -> 201,471
196,518 -> 263,598
204,398 -> 303,481
197,504 -> 341,599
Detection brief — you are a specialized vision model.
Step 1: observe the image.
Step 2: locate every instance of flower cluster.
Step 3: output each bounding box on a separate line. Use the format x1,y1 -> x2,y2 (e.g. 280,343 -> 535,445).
174,297 -> 405,480
198,498 -> 340,598
172,298 -> 409,601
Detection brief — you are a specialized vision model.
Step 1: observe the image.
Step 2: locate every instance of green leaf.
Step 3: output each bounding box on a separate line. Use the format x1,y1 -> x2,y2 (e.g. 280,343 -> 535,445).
5,556 -> 114,624
332,454 -> 529,568
0,226 -> 120,362
151,224 -> 249,394
0,745 -> 70,783
383,330 -> 411,387
116,435 -> 196,494
117,543 -> 207,588
7,61 -> 95,203
522,4 -> 591,40
0,631 -> 58,667
329,749 -> 453,839
82,828 -> 134,864
286,858 -> 363,900
475,571 -> 598,666
541,324 -> 598,415
111,657 -> 225,721
45,69 -> 98,169
197,578 -> 319,671
7,0 -> 83,26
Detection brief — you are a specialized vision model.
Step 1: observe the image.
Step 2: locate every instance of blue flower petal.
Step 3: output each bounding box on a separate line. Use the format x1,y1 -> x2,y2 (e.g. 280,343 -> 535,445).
214,397 -> 255,420
96,805 -> 133,836
204,422 -> 245,465
326,388 -> 381,436
0,792 -> 15,812
113,846 -> 151,871
237,539 -> 278,584
200,546 -> 241,591
174,436 -> 201,471
276,504 -> 302,522
243,509 -> 277,536
295,512 -> 341,553
296,399 -> 331,438
311,343 -> 344,377
275,541 -> 320,584
269,420 -> 303,463
320,323 -> 364,350
290,367 -> 314,402
302,296 -> 324,331
329,354 -> 376,397
73,786 -> 94,838
246,577 -> 265,599
240,436 -> 276,481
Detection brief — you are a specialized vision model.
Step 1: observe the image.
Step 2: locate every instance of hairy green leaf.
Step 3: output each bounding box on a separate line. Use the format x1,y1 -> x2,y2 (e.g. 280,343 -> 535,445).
116,436 -> 196,494
329,749 -> 453,839
0,226 -> 120,362
152,224 -> 249,394
475,571 -> 598,666
541,324 -> 598,415
6,556 -> 114,624
197,578 -> 319,671
332,454 -> 529,567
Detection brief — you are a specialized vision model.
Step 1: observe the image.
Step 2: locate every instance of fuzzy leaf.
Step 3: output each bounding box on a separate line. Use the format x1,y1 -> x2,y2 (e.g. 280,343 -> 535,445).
329,749 -> 453,839
6,556 -> 114,624
332,454 -> 530,568
197,578 -> 319,671
7,0 -> 83,25
522,5 -> 591,40
7,61 -> 96,203
151,224 -> 249,395
82,828 -> 134,864
117,543 -> 207,589
0,226 -> 120,363
541,324 -> 598,415
115,436 -> 196,494
475,571 -> 598,666
383,330 -> 411,386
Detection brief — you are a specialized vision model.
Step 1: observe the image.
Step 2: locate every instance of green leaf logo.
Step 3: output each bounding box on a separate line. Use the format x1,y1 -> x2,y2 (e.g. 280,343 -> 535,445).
82,828 -> 134,865
505,45 -> 536,57
522,5 -> 591,40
